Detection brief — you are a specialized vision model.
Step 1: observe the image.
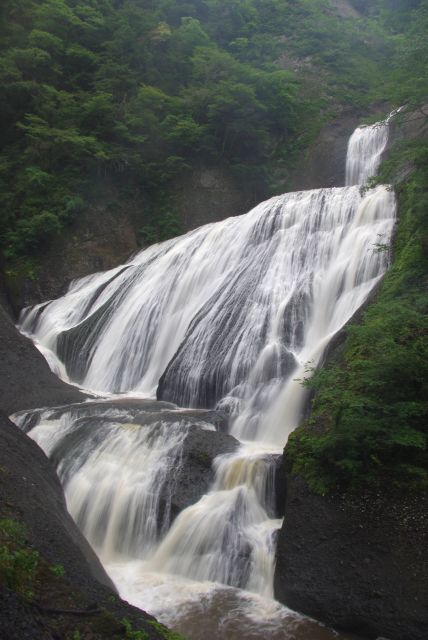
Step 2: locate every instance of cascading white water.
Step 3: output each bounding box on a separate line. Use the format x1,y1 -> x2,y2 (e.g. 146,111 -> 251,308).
20,185 -> 395,445
15,116 -> 397,639
345,122 -> 389,186
345,109 -> 402,186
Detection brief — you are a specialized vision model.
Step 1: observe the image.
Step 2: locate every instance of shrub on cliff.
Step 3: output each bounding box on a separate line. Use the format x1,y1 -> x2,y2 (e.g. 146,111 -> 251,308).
287,139 -> 428,493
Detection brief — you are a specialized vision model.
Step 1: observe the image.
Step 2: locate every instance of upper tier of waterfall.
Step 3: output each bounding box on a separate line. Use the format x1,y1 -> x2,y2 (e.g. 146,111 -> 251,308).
345,121 -> 389,186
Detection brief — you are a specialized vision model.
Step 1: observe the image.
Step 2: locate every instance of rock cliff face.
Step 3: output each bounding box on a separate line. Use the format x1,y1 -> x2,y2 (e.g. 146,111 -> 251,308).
0,303 -> 86,415
0,306 -> 174,639
172,166 -> 253,231
274,475 -> 428,640
287,111 -> 363,191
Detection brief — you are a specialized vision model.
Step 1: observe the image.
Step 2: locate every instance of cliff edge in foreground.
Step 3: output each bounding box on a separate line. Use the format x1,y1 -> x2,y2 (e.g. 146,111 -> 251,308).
0,303 -> 183,639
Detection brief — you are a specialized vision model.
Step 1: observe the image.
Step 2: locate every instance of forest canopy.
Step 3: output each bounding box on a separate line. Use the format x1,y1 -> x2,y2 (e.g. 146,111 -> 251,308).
1,0 -> 426,261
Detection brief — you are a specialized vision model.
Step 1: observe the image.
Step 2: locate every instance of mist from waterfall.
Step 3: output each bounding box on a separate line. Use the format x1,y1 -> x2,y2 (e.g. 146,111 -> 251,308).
16,115 -> 396,639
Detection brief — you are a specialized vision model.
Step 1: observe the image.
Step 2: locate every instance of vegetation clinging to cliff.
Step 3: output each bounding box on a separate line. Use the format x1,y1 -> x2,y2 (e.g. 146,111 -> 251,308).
285,0 -> 428,494
287,136 -> 428,494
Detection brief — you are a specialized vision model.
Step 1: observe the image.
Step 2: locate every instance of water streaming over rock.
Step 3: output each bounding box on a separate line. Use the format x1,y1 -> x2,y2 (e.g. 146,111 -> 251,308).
345,122 -> 389,186
16,116 -> 396,639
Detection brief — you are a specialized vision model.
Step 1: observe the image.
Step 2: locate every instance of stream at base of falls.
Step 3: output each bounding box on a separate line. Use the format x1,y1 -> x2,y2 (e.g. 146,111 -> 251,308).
13,116 -> 396,639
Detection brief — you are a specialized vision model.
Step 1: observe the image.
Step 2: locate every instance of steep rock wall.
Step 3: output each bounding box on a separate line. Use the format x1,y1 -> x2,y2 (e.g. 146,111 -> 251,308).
0,413 -> 167,640
287,111 -> 363,191
172,166 -> 253,231
0,303 -> 86,414
274,475 -> 428,640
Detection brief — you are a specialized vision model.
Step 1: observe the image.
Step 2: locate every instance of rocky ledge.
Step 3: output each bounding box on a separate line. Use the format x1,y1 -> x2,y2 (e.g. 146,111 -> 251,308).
16,399 -> 240,528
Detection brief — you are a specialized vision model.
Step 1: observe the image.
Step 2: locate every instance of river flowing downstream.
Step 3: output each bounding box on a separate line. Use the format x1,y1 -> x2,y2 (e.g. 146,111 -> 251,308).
13,116 -> 396,639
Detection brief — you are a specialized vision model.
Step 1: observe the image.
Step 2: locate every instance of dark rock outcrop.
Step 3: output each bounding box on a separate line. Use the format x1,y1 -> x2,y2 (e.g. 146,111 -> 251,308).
287,111 -> 364,191
172,165 -> 253,231
169,421 -> 239,518
0,303 -> 86,415
274,474 -> 428,640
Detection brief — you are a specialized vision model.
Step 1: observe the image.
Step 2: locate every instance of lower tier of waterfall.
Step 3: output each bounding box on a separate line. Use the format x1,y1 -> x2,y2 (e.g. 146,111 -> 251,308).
12,400 -> 356,640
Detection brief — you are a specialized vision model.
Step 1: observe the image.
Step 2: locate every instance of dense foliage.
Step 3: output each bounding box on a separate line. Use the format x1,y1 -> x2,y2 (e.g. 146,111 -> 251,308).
0,0 -> 418,263
287,135 -> 428,493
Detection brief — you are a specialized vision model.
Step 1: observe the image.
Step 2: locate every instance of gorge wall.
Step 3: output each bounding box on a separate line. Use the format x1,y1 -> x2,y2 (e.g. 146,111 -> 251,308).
273,109 -> 428,640
274,476 -> 428,640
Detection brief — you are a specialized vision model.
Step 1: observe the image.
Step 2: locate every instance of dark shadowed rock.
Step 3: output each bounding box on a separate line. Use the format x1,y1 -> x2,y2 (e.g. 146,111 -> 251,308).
287,112 -> 364,190
172,165 -> 253,231
0,304 -> 86,415
274,474 -> 428,640
0,413 -> 165,640
170,423 -> 240,518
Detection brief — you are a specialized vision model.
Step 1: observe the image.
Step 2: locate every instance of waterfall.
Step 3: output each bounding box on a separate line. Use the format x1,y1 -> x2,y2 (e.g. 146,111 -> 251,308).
15,116 -> 396,639
345,122 -> 389,186
345,108 -> 402,186
20,194 -> 395,444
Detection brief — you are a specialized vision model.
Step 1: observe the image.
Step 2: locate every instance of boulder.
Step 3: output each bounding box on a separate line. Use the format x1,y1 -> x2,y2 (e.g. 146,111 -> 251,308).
0,304 -> 86,415
274,473 -> 428,640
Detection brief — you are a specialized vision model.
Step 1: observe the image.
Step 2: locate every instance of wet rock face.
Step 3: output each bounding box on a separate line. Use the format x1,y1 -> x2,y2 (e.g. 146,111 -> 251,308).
169,422 -> 239,519
274,474 -> 428,640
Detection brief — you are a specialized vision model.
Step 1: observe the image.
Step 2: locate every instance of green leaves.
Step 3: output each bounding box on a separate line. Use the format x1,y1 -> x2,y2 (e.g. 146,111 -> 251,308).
0,519 -> 39,600
287,145 -> 428,493
0,0 -> 426,266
